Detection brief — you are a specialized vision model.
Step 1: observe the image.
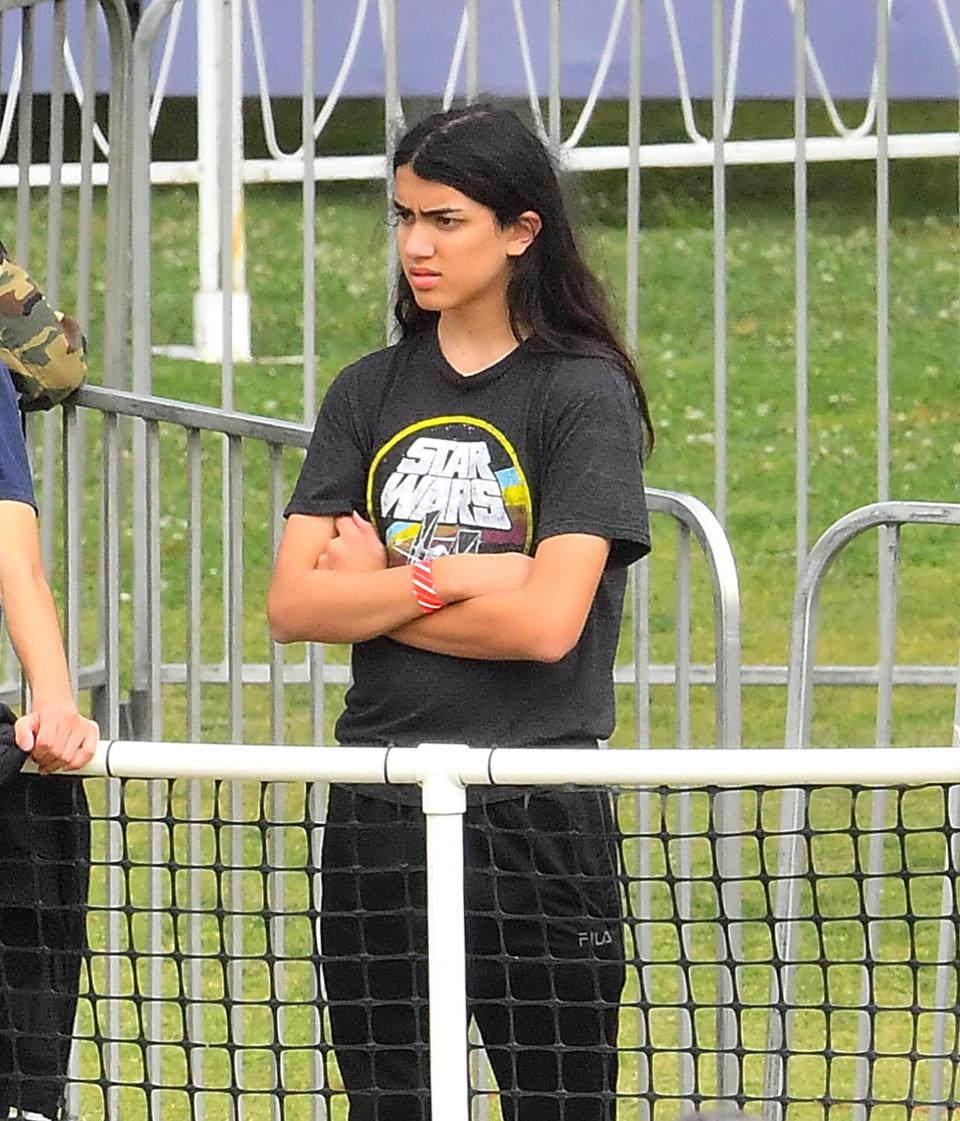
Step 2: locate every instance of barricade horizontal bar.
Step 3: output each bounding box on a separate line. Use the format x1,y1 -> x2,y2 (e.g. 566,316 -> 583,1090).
74,740 -> 392,783
72,385 -> 310,447
138,658 -> 960,688
38,742 -> 960,789
6,656 -> 954,706
11,129 -> 953,191
487,745 -> 960,787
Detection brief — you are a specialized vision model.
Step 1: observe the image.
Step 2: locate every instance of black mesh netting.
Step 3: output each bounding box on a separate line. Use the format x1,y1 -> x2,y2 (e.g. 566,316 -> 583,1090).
1,776 -> 958,1121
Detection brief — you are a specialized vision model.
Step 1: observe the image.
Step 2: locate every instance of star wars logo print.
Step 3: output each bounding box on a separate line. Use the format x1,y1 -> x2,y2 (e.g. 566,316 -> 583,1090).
367,416 -> 533,566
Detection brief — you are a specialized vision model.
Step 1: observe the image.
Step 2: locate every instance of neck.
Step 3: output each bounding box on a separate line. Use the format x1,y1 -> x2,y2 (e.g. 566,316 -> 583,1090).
437,297 -> 519,376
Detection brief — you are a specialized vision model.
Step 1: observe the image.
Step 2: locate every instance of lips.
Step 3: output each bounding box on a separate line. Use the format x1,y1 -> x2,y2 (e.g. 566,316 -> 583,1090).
408,269 -> 441,290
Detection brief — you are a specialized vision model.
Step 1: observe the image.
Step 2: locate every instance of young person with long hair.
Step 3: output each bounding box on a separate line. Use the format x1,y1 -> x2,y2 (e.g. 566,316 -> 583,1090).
269,104 -> 653,1121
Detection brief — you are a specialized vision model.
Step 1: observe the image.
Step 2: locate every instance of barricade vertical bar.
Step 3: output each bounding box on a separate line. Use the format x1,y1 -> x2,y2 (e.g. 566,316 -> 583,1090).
15,4 -> 32,265
187,429 -> 203,740
46,0 -> 67,307
629,551 -> 652,1119
466,0 -> 478,103
220,0 -> 237,735
61,399 -> 83,1121
77,0 -> 97,329
676,527 -> 691,751
129,0 -> 159,735
227,443 -> 245,730
185,427 -> 206,1121
269,446 -> 285,742
852,524 -> 901,1118
101,410 -> 123,1119
625,0 -> 641,357
70,0 -> 99,624
62,406 -> 81,689
876,0 -> 891,512
145,419 -> 166,1114
794,0 -> 809,566
302,0 -> 316,422
711,0 -> 727,527
130,0 -> 159,395
548,0 -> 560,144
38,1 -> 68,571
226,433 -> 246,1114
624,12 -> 646,1108
632,559 -> 650,748
145,420 -> 163,738
422,765 -> 469,1121
62,406 -> 83,1121
674,526 -> 694,1099
266,442 -> 288,1121
383,0 -> 399,341
100,0 -> 131,393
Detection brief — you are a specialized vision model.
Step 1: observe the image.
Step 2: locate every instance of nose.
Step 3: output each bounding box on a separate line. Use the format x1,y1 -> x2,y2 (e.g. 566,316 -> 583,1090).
400,220 -> 435,261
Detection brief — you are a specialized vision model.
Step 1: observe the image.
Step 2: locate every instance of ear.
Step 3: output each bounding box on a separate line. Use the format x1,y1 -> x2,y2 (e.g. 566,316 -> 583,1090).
505,210 -> 542,258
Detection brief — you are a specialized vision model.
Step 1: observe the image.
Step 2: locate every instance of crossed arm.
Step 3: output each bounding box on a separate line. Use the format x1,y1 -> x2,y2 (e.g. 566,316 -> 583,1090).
0,500 -> 99,772
267,512 -> 610,663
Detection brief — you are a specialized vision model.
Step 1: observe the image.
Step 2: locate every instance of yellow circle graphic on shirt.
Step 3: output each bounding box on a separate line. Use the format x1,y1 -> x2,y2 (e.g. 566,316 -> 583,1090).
366,415 -> 533,566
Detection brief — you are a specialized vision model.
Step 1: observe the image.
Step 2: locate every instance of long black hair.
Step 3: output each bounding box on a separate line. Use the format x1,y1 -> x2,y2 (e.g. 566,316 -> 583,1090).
392,104 -> 654,454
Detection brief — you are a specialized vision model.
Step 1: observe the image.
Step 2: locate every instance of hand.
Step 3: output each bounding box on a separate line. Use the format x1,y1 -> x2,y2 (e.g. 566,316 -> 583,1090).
14,702 -> 99,775
317,511 -> 387,573
433,551 -> 534,603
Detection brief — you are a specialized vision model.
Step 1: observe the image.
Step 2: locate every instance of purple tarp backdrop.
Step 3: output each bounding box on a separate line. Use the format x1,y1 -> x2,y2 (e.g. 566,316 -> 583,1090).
5,1 -> 959,101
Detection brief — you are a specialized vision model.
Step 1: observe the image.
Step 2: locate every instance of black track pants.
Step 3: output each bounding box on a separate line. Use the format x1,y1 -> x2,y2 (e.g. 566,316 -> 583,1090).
0,776 -> 89,1119
320,787 -> 625,1121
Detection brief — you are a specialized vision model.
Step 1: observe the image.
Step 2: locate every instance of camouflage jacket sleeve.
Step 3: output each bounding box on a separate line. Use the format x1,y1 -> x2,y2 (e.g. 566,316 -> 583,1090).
0,241 -> 87,411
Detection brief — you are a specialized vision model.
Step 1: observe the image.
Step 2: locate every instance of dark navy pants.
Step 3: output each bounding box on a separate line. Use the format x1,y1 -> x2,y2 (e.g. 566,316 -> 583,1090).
320,786 -> 625,1121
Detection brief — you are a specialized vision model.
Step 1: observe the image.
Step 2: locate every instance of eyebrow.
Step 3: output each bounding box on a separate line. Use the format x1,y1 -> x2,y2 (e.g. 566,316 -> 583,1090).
392,199 -> 464,216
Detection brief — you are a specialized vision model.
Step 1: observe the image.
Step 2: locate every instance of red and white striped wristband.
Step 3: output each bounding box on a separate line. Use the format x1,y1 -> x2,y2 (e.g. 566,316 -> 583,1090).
411,558 -> 444,614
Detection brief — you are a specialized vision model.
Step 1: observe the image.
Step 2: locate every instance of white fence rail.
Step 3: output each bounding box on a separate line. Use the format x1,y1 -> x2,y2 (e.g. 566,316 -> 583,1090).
36,740 -> 960,1121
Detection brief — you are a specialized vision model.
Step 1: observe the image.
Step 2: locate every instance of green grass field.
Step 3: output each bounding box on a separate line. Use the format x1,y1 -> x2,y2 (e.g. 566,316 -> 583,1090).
31,179 -> 953,754
2,171 -> 959,1120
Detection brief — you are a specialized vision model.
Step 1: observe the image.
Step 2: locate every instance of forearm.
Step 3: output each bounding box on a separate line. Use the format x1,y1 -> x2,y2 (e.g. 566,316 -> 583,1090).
0,559 -> 74,704
268,564 -> 428,644
390,586 -> 571,663
390,535 -> 610,662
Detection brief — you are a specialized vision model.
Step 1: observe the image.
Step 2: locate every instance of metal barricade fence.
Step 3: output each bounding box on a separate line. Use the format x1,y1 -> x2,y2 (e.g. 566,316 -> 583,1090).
0,0 -> 131,694
767,501 -> 960,1121
18,385 -> 739,1121
117,0 -> 960,750
38,738 -> 960,1121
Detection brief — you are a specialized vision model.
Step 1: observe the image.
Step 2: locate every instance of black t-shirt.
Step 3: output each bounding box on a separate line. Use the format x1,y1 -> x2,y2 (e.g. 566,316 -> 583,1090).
286,328 -> 650,800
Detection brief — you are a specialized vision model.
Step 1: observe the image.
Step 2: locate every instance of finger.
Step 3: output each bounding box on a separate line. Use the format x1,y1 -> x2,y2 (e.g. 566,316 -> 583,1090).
34,712 -> 65,771
334,514 -> 360,540
72,723 -> 99,770
58,725 -> 89,771
14,713 -> 37,753
353,511 -> 380,539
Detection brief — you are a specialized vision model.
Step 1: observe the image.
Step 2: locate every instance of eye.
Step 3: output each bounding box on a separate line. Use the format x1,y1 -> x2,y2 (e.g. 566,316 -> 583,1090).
434,215 -> 458,229
392,206 -> 414,226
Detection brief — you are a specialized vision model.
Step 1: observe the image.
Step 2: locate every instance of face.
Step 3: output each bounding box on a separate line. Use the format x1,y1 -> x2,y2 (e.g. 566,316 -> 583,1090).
393,164 -> 539,316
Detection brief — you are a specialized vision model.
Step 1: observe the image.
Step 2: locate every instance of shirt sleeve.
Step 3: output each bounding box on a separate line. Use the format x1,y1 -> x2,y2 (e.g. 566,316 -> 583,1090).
284,365 -> 368,519
0,367 -> 37,510
534,360 -> 650,566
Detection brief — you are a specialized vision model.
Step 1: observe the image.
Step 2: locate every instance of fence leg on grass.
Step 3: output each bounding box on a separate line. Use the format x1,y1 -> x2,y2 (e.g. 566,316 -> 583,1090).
421,749 -> 470,1121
